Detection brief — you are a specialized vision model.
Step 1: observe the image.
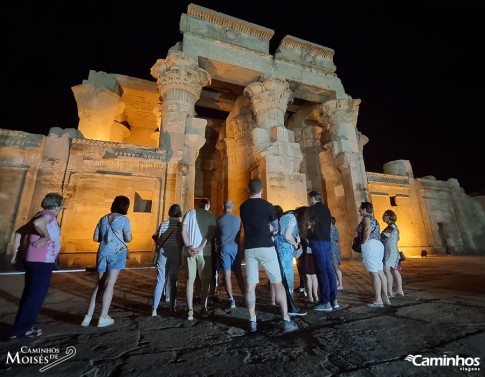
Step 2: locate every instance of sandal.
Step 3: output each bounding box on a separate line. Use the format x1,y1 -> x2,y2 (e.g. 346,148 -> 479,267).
367,303 -> 384,308
395,291 -> 405,296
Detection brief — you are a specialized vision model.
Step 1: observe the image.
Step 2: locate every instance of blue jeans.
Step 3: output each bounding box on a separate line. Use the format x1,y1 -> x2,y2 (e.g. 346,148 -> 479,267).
153,246 -> 180,309
309,240 -> 337,305
11,261 -> 54,336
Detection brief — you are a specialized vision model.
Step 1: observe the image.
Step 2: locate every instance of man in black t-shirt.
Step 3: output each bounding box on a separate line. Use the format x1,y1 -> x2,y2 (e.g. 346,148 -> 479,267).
240,178 -> 298,333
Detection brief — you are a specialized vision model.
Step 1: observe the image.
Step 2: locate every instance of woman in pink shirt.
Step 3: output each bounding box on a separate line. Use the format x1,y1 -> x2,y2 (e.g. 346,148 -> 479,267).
10,192 -> 64,339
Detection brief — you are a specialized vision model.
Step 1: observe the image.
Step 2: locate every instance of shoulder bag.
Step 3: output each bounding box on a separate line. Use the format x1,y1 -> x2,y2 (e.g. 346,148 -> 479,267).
351,236 -> 362,253
109,217 -> 130,260
352,222 -> 377,253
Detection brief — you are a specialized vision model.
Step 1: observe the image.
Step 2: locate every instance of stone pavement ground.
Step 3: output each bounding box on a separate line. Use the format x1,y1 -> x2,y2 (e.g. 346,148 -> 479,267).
0,255 -> 484,376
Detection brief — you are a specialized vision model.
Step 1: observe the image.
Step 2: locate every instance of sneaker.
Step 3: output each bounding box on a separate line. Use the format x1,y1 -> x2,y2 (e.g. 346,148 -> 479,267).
332,300 -> 340,309
165,296 -> 170,303
151,308 -> 157,317
249,321 -> 257,333
10,327 -> 43,339
97,315 -> 114,328
283,319 -> 298,333
81,315 -> 92,327
187,310 -> 194,321
314,302 -> 333,312
288,309 -> 307,316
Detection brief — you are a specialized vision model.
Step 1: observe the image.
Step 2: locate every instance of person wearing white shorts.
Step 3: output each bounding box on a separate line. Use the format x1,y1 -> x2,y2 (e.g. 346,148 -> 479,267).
356,202 -> 390,308
240,179 -> 298,334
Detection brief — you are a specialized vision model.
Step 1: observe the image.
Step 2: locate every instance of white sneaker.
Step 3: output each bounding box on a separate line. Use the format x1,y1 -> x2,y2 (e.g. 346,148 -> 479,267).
97,315 -> 114,327
81,315 -> 92,327
151,308 -> 157,317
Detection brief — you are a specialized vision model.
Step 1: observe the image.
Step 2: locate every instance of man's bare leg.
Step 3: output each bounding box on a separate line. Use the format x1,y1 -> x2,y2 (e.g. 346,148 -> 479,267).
272,282 -> 290,321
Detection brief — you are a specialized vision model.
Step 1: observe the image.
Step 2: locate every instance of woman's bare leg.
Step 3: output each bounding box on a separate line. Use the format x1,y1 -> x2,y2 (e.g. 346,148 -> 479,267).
305,274 -> 313,301
369,271 -> 383,303
100,270 -> 120,318
384,266 -> 393,296
86,272 -> 105,317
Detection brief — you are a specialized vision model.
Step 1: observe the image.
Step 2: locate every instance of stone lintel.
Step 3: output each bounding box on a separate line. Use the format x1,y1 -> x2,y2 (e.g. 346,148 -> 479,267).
275,35 -> 336,73
0,129 -> 43,149
182,4 -> 274,54
113,74 -> 158,93
71,138 -> 167,162
367,172 -> 411,186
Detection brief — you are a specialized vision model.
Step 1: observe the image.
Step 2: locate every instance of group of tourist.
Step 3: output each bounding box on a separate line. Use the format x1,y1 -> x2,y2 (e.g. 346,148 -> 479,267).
9,179 -> 404,339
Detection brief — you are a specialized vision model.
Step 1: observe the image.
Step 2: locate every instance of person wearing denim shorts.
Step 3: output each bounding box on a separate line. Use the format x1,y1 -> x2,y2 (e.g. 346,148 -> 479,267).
240,179 -> 298,333
217,199 -> 245,309
81,195 -> 132,328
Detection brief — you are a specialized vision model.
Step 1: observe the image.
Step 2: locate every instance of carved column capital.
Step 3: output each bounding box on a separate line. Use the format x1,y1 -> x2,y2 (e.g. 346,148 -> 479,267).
244,77 -> 293,129
320,99 -> 361,127
71,84 -> 125,141
150,51 -> 211,160
150,51 -> 211,101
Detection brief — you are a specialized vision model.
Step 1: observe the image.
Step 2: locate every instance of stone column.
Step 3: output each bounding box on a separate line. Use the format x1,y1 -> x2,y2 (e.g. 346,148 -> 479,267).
151,51 -> 211,212
321,99 -> 365,252
181,118 -> 208,212
150,103 -> 163,146
71,71 -> 125,141
151,51 -> 210,159
110,120 -> 131,142
244,78 -> 306,208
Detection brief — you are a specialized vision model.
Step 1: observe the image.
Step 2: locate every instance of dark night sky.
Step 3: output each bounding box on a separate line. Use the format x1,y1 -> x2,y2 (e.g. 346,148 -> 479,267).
3,1 -> 484,194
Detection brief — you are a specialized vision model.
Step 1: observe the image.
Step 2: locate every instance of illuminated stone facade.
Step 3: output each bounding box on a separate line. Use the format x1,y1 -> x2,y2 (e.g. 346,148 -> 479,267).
1,4 -> 484,266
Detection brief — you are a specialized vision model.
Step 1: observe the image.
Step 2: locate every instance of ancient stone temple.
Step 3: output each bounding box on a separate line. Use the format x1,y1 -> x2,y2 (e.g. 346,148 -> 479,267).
1,4 -> 484,267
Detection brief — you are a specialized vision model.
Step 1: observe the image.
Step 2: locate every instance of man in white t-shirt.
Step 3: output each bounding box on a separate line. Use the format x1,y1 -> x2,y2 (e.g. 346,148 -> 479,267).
181,198 -> 217,320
